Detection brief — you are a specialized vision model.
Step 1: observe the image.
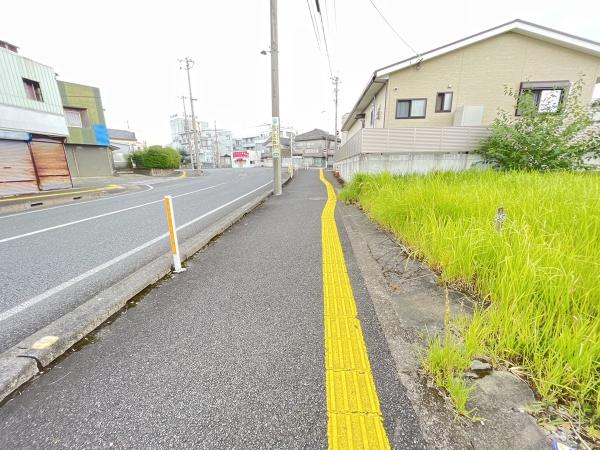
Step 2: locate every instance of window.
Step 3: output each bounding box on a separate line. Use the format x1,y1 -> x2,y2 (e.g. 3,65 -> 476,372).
64,108 -> 89,128
23,78 -> 43,101
395,99 -> 427,119
518,81 -> 570,114
435,92 -> 453,112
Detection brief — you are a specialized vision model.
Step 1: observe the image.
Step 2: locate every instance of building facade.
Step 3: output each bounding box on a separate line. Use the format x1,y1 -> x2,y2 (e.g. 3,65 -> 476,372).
108,128 -> 143,170
170,115 -> 234,167
201,127 -> 233,168
336,20 -> 600,180
295,128 -> 339,168
58,81 -> 113,177
0,40 -> 71,196
232,124 -> 296,158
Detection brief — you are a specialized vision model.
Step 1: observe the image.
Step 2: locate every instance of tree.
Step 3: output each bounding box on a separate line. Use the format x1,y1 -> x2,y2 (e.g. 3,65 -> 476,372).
477,79 -> 600,171
178,149 -> 190,164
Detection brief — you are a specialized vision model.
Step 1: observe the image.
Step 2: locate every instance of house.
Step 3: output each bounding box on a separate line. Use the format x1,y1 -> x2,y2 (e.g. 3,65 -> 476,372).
295,128 -> 339,168
58,81 -> 113,177
0,40 -> 72,197
108,128 -> 143,170
335,20 -> 600,180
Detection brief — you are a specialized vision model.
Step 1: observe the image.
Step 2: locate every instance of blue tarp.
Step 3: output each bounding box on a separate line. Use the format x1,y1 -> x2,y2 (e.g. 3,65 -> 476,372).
93,124 -> 110,145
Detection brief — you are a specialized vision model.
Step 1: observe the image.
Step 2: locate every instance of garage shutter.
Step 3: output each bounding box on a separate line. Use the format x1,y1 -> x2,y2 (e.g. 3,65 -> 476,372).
30,139 -> 72,190
0,140 -> 38,196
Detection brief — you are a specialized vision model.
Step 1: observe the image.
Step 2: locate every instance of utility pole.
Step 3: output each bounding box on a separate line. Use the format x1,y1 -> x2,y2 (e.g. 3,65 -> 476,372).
214,120 -> 220,168
269,0 -> 282,195
179,57 -> 200,171
179,96 -> 189,162
332,76 -> 340,168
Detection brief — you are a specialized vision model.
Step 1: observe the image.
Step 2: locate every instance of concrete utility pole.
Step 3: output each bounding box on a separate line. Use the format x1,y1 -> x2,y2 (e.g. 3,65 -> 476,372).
332,76 -> 340,167
180,57 -> 201,170
270,0 -> 282,195
214,121 -> 220,168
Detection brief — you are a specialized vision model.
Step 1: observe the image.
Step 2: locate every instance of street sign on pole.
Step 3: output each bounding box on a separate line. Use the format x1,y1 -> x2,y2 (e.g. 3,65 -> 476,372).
271,116 -> 281,158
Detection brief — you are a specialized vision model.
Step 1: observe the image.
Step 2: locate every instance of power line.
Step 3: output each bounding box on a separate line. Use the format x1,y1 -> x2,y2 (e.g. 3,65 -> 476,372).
306,0 -> 321,50
333,0 -> 338,31
365,0 -> 420,57
315,0 -> 333,77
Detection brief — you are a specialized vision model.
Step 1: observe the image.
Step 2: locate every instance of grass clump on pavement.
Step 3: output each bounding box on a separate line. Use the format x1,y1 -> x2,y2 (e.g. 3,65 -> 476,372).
340,170 -> 600,427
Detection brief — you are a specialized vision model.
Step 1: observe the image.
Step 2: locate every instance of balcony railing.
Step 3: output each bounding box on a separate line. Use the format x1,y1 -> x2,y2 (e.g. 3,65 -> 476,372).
334,127 -> 490,163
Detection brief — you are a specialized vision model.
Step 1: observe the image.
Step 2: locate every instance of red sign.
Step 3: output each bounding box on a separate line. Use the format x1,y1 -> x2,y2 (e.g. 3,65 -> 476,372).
232,151 -> 249,160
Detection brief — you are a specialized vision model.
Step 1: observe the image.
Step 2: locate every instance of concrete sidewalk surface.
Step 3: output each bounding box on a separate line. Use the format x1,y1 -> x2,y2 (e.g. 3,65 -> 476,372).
0,170 -> 424,449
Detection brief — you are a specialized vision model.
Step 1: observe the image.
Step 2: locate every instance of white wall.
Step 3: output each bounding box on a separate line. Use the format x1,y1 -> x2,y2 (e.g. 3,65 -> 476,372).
0,103 -> 68,136
334,153 -> 483,182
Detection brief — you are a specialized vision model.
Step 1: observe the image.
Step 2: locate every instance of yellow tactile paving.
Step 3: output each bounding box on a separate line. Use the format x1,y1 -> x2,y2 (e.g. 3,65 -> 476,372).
320,169 -> 390,450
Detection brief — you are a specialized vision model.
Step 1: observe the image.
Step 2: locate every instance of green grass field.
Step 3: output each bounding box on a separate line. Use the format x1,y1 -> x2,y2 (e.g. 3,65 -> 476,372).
340,170 -> 600,427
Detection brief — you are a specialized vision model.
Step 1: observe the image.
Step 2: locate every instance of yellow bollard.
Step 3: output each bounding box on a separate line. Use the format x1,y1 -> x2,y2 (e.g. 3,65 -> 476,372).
164,195 -> 184,273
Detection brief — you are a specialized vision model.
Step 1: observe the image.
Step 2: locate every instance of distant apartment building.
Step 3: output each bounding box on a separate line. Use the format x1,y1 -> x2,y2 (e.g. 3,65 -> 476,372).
202,127 -> 233,167
0,40 -> 72,196
58,81 -> 114,177
232,124 -> 296,158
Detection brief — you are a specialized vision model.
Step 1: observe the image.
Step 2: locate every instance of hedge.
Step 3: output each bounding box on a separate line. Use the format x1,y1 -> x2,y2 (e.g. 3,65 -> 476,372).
131,146 -> 181,169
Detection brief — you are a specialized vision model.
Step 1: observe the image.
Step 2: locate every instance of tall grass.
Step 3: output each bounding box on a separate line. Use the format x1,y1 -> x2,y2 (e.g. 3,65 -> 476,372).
340,170 -> 600,425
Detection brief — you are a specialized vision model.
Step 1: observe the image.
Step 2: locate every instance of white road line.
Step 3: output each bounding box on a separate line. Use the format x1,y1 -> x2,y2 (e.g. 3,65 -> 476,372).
0,183 -> 227,244
0,184 -> 155,220
0,180 -> 271,322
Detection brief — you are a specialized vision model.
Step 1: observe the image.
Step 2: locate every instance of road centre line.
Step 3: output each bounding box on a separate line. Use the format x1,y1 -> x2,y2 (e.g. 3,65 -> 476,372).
0,183 -> 227,244
0,180 -> 272,322
0,184 -> 156,220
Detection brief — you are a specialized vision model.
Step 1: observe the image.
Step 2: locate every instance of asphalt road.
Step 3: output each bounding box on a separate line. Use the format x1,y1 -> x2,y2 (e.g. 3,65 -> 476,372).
0,168 -> 273,352
0,170 -> 424,449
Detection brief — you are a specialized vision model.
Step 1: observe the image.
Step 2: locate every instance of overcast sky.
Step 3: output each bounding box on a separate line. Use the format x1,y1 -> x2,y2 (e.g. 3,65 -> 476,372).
3,0 -> 600,144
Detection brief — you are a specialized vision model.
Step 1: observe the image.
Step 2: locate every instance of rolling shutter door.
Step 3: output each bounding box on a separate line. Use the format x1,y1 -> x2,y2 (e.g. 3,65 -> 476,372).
30,139 -> 72,190
0,140 -> 38,196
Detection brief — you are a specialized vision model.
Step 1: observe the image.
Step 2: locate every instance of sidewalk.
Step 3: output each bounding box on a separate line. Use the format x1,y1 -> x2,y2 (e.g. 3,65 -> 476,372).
0,170 -> 423,449
0,171 -> 188,214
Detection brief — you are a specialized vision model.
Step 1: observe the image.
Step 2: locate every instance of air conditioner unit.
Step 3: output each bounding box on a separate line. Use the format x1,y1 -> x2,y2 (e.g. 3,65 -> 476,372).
453,105 -> 484,126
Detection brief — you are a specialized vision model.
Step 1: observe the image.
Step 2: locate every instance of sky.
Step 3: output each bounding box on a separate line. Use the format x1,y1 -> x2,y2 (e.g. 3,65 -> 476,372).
3,0 -> 600,144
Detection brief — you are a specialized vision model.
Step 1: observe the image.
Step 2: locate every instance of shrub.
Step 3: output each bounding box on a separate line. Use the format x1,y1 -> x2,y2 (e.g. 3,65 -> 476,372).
131,146 -> 181,169
477,79 -> 600,171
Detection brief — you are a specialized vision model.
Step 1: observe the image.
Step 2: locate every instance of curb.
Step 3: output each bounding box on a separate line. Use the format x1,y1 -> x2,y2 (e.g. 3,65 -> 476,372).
0,177 -> 290,403
0,186 -> 129,215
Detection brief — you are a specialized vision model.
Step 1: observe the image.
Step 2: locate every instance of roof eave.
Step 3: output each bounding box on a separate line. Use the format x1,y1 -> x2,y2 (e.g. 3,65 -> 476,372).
376,19 -> 600,78
341,76 -> 387,132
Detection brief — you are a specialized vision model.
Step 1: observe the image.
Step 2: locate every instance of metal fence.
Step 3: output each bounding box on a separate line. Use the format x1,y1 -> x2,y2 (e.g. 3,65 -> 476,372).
334,127 -> 490,163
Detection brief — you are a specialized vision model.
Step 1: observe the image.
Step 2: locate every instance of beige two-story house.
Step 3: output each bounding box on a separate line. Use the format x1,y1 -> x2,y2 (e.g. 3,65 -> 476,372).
335,19 -> 600,180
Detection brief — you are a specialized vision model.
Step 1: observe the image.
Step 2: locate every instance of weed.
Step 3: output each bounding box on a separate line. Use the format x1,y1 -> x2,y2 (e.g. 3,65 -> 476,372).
342,170 -> 600,427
